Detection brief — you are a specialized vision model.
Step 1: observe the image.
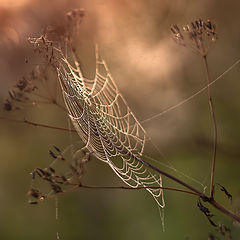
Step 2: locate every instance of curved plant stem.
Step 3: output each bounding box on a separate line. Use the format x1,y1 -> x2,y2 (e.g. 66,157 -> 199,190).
203,55 -> 218,199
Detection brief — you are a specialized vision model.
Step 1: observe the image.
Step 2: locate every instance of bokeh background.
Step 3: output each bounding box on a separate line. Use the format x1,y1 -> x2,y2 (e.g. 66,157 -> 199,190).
1,0 -> 240,239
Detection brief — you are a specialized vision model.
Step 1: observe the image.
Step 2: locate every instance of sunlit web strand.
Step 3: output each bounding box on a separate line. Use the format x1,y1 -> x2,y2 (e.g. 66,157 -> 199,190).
141,58 -> 240,124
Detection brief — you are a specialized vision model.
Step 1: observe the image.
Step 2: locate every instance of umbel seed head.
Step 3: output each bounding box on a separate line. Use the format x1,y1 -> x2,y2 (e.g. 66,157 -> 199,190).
171,19 -> 217,57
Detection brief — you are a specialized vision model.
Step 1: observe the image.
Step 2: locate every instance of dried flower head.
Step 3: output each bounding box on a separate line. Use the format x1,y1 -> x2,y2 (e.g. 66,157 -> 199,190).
171,19 -> 217,56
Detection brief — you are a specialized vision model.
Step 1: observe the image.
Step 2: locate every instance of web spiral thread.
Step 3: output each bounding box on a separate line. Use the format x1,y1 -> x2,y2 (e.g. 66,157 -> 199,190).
57,46 -> 165,214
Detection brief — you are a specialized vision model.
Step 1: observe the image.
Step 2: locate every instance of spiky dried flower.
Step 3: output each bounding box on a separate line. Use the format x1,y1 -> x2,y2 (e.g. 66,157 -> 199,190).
171,19 -> 217,56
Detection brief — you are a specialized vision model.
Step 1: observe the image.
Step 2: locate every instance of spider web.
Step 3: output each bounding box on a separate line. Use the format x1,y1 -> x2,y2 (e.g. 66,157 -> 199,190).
56,46 -> 165,215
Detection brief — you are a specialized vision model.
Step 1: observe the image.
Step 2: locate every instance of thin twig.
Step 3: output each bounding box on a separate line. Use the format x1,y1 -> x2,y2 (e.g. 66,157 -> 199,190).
44,184 -> 199,198
203,55 -> 218,199
43,172 -> 240,223
0,117 -> 77,133
77,184 -> 198,196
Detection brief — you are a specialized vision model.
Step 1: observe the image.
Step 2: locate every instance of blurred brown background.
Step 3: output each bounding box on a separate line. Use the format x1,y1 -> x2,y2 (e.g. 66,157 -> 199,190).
0,0 -> 240,239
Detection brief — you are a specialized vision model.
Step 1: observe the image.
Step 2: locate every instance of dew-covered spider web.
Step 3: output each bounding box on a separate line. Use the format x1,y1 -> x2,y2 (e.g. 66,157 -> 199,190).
56,46 -> 165,218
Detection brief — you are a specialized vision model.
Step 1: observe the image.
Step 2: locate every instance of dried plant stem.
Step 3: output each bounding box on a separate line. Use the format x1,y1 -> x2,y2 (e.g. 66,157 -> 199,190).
0,117 -> 77,133
50,184 -> 199,197
135,154 -> 240,223
47,170 -> 240,223
79,185 -> 198,195
134,154 -> 204,197
210,199 -> 240,223
2,118 -> 238,222
203,55 -> 218,199
5,117 -> 238,222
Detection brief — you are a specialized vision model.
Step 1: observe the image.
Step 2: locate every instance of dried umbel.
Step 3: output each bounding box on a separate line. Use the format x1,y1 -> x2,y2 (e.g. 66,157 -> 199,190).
171,19 -> 217,56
